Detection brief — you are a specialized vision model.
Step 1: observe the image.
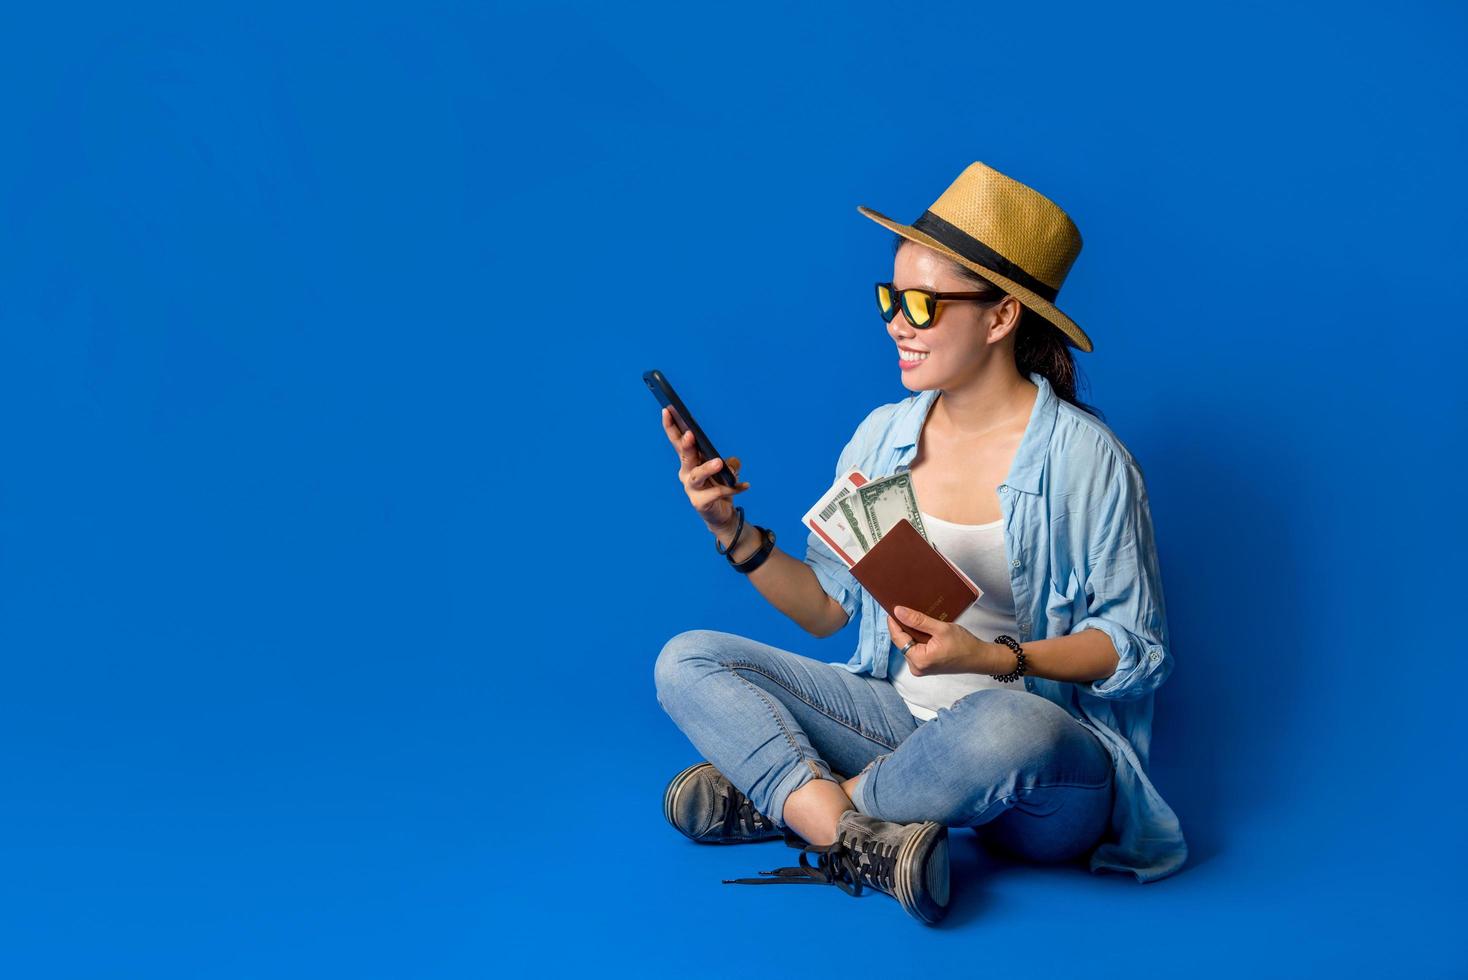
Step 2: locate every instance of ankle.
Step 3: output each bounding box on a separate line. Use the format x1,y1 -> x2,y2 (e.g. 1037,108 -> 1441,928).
783,777 -> 855,847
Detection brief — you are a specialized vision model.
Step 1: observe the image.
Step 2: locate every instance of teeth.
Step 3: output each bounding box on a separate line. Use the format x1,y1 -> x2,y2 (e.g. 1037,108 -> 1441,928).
900,350 -> 929,361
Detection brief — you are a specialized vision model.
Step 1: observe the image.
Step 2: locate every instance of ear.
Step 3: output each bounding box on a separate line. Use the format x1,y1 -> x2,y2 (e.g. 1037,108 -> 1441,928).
987,295 -> 1024,345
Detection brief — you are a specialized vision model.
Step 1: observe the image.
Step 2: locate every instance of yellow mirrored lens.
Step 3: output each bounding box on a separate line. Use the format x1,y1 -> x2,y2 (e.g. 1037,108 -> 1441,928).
876,284 -> 894,314
903,291 -> 933,325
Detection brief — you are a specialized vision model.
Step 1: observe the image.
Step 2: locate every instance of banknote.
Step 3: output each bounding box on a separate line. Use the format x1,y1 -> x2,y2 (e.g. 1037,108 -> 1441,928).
836,496 -> 873,557
855,471 -> 929,544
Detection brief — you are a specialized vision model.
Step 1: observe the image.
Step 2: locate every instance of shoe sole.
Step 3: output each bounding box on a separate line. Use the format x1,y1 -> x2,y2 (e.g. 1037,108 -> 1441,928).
663,761 -> 714,837
894,821 -> 950,925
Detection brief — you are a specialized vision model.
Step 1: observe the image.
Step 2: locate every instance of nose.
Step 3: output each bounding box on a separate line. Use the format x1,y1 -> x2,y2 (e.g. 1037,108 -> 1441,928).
888,314 -> 916,343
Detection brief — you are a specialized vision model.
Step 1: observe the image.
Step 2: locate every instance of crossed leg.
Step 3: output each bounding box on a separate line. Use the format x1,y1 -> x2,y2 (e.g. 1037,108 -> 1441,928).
656,629 -> 1114,862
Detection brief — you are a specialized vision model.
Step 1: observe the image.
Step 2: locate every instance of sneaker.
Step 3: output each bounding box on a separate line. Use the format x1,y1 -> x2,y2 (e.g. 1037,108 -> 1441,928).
663,761 -> 784,844
722,809 -> 950,925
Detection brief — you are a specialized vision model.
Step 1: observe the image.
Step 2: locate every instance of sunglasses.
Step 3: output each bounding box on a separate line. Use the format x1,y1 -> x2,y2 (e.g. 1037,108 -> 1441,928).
875,282 -> 995,329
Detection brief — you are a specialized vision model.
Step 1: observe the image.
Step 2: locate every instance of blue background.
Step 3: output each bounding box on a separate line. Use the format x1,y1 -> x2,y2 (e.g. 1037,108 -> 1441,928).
3,0 -> 1464,975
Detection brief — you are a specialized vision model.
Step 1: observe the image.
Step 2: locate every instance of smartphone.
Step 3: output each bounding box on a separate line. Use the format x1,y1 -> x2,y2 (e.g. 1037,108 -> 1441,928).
643,368 -> 739,489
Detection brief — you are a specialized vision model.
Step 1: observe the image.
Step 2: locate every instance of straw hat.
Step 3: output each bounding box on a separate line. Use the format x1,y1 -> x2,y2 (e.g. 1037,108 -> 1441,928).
857,161 -> 1093,353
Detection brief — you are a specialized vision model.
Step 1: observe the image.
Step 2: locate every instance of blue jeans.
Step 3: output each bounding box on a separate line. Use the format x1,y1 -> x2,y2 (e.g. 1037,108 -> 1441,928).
655,629 -> 1115,864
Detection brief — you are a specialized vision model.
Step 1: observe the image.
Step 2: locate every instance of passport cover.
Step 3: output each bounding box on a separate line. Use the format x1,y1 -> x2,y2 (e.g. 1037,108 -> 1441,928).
849,518 -> 981,644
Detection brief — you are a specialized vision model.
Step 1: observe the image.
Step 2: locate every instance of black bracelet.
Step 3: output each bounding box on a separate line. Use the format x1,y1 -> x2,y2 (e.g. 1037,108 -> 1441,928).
714,506 -> 746,556
729,525 -> 776,575
991,634 -> 1027,683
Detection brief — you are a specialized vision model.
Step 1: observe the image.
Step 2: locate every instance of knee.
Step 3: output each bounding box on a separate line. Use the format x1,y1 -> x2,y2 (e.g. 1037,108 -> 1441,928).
945,690 -> 1074,778
653,628 -> 725,705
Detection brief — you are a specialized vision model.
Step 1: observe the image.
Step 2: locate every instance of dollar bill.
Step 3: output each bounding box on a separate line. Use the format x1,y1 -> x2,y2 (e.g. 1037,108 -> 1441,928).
855,471 -> 929,543
837,496 -> 873,556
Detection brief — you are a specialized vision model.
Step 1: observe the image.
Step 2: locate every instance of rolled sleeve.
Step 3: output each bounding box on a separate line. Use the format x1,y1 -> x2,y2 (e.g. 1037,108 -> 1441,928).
1070,451 -> 1172,701
806,528 -> 860,623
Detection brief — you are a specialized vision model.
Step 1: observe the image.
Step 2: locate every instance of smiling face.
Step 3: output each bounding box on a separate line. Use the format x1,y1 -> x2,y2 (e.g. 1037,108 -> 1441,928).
888,239 -> 1024,391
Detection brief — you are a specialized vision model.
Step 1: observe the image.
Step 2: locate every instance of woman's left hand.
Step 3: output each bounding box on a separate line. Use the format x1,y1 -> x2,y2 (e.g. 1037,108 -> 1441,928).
889,606 -> 1005,676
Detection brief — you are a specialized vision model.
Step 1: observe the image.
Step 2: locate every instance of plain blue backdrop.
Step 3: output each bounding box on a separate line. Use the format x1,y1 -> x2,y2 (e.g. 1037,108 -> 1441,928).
3,0 -> 1464,975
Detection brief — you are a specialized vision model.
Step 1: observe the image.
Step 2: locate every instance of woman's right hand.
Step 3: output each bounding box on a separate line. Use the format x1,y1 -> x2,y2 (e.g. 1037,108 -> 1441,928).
661,406 -> 751,534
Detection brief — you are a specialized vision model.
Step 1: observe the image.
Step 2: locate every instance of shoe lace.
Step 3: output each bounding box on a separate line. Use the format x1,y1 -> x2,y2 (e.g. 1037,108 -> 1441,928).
722,827 -> 899,897
721,785 -> 777,839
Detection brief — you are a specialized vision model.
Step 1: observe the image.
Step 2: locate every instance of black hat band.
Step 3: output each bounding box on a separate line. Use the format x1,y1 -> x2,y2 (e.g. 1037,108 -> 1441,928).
910,210 -> 1059,303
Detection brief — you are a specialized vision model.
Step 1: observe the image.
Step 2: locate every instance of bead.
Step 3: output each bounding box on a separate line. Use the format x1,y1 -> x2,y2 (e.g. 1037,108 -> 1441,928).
990,634 -> 1026,682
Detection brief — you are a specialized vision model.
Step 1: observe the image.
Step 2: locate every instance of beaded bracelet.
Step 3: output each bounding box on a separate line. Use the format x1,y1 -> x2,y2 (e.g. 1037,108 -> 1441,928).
990,634 -> 1028,683
714,505 -> 746,557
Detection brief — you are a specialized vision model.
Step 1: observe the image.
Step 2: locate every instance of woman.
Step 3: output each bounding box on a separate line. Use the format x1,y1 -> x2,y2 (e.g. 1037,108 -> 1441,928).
653,161 -> 1187,925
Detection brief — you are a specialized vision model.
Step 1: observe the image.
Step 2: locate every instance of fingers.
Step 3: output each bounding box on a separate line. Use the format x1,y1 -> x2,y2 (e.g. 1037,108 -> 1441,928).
691,476 -> 751,503
688,456 -> 723,489
662,409 -> 689,455
661,408 -> 693,454
661,406 -> 682,446
663,409 -> 750,498
689,457 -> 751,494
662,410 -> 705,474
889,614 -> 923,674
679,430 -> 701,470
894,605 -> 933,631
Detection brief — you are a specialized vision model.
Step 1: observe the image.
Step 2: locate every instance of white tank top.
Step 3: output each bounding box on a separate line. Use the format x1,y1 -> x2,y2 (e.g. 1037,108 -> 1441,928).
889,509 -> 1032,720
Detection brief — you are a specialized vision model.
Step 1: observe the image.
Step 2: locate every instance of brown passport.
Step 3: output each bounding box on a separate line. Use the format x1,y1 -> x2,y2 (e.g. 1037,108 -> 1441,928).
849,518 -> 981,644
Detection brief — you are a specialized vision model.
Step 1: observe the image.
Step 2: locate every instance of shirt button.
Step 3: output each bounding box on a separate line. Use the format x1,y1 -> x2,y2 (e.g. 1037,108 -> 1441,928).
1019,622 -> 1030,632
1011,559 -> 1021,568
1149,650 -> 1162,664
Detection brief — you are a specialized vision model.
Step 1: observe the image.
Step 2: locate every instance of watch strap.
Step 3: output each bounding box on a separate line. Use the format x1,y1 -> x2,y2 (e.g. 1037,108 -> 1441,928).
729,525 -> 776,574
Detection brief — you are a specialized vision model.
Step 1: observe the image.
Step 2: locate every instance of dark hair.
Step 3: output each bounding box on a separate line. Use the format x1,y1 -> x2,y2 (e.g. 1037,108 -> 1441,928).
893,234 -> 1103,420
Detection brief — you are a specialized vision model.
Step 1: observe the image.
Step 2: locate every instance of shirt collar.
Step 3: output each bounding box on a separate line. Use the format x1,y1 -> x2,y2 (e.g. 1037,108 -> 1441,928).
891,372 -> 1059,495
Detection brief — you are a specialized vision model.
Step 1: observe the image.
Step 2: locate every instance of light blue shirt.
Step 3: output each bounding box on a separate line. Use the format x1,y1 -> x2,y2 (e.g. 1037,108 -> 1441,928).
803,372 -> 1187,883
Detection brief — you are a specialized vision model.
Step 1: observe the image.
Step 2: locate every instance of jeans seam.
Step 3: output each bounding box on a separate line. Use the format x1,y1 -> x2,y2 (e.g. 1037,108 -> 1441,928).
940,777 -> 1117,828
1012,777 -> 1114,794
723,659 -> 901,750
726,667 -> 826,778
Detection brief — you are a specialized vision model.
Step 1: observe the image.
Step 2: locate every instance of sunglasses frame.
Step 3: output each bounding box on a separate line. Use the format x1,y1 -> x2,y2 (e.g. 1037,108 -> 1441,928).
875,281 -> 996,328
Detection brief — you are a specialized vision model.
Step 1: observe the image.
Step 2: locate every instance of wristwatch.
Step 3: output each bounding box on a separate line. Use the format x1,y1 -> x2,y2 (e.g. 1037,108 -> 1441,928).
729,525 -> 776,575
